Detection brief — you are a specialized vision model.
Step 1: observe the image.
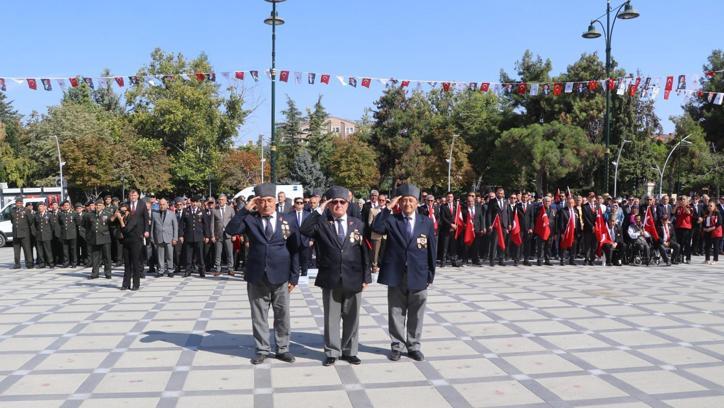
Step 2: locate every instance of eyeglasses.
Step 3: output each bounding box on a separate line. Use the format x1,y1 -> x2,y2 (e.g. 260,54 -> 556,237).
330,199 -> 347,205
294,201 -> 303,205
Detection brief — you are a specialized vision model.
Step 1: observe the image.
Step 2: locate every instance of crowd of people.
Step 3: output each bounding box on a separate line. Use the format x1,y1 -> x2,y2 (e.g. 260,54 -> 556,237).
7,183 -> 724,365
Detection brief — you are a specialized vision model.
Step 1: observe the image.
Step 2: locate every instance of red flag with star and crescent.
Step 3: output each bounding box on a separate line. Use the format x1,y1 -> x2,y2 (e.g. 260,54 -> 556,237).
492,214 -> 506,251
560,211 -> 575,250
534,205 -> 551,241
595,208 -> 612,256
644,206 -> 659,241
510,210 -> 522,246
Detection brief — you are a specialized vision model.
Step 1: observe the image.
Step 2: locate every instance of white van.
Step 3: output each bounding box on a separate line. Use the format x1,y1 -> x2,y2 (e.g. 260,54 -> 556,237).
233,184 -> 304,202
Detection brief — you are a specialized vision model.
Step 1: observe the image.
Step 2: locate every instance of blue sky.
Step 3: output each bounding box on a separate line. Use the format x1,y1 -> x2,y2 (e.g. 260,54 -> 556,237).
1,0 -> 722,145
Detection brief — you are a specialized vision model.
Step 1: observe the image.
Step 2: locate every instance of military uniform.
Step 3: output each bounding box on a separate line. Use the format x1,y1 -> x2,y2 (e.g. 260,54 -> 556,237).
180,198 -> 210,277
34,209 -> 56,268
108,200 -> 123,266
77,204 -> 89,266
58,208 -> 81,267
84,206 -> 112,279
11,200 -> 35,269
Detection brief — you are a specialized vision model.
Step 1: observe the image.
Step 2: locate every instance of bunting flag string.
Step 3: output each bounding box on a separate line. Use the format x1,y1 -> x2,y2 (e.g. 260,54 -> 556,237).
0,69 -> 722,105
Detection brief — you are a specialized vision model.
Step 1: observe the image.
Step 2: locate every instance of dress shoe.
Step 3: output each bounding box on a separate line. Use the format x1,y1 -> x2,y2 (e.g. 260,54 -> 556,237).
544,261 -> 553,266
199,272 -> 206,278
537,260 -> 542,266
213,271 -> 220,277
341,355 -> 361,365
121,286 -> 129,290
105,274 -> 112,279
167,273 -> 174,278
276,352 -> 295,363
323,357 -> 336,366
408,351 -> 425,361
13,264 -> 21,269
183,272 -> 191,277
88,275 -> 98,280
523,261 -> 532,266
251,353 -> 266,365
155,272 -> 163,278
388,350 -> 401,361
513,260 -> 519,266
130,287 -> 139,291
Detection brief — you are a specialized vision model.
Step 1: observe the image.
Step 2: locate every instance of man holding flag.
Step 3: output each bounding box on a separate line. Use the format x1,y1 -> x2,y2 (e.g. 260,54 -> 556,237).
557,198 -> 579,265
486,188 -> 509,266
508,194 -> 523,266
461,193 -> 483,265
534,196 -> 555,266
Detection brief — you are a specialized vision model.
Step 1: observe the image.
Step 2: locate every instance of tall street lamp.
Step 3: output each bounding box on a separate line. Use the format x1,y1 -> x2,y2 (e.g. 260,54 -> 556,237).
612,138 -> 630,198
654,134 -> 692,196
582,0 -> 640,194
264,0 -> 285,183
50,135 -> 65,203
446,134 -> 458,192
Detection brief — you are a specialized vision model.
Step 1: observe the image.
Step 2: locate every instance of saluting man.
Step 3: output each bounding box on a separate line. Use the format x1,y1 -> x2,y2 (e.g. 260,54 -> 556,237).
372,184 -> 436,362
84,199 -> 113,279
300,186 -> 371,366
225,183 -> 300,365
11,196 -> 35,269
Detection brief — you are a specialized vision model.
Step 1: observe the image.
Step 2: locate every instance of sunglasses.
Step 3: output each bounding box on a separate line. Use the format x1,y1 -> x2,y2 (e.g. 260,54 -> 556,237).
295,201 -> 303,205
330,199 -> 347,205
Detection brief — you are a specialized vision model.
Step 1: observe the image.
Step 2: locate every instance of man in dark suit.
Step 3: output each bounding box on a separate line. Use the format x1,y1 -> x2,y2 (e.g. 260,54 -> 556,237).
462,192 -> 484,265
657,195 -> 673,222
173,198 -> 186,276
557,197 -> 580,265
276,191 -> 292,214
11,196 -> 34,269
519,192 -> 535,266
438,192 -> 456,266
372,184 -> 436,362
486,187 -> 509,266
346,190 -> 362,219
582,196 -> 598,266
225,183 -> 300,365
533,196 -> 555,266
300,186 -> 370,366
656,213 -> 679,266
121,190 -> 150,290
180,195 -> 210,277
291,197 -> 312,276
84,199 -> 113,279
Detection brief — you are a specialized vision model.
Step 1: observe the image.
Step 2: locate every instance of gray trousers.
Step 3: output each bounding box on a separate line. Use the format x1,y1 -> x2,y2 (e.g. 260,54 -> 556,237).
388,285 -> 427,352
247,278 -> 290,355
156,242 -> 174,273
214,237 -> 233,272
322,288 -> 362,358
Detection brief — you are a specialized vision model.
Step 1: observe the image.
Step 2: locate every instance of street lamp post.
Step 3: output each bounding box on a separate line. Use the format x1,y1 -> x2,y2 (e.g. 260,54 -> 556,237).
50,135 -> 65,203
582,0 -> 640,194
446,134 -> 457,192
264,0 -> 285,183
259,134 -> 266,183
612,139 -> 630,197
657,134 -> 692,196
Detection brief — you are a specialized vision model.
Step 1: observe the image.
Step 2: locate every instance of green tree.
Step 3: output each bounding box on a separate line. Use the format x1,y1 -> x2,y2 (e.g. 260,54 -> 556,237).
306,95 -> 334,171
277,96 -> 305,177
493,122 -> 604,194
684,49 -> 724,149
281,149 -> 328,193
328,135 -> 380,195
125,48 -> 248,192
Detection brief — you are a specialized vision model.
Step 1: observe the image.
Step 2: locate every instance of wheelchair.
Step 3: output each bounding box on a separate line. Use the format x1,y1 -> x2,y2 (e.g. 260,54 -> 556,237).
626,237 -> 658,266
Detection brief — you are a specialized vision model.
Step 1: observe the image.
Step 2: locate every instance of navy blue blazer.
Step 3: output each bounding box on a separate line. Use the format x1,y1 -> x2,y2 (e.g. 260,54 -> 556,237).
225,209 -> 301,286
372,208 -> 436,291
290,209 -> 312,248
300,211 -> 371,292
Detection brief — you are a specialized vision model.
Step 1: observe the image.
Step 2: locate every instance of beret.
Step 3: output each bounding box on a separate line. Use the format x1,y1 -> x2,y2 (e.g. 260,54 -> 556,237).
254,183 -> 276,198
395,183 -> 420,200
324,186 -> 350,201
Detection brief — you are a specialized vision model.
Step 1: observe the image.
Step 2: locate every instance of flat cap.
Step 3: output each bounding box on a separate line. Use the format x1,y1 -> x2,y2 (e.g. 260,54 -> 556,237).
191,194 -> 203,202
14,196 -> 23,202
324,186 -> 350,201
254,183 -> 276,198
174,196 -> 185,204
395,183 -> 421,200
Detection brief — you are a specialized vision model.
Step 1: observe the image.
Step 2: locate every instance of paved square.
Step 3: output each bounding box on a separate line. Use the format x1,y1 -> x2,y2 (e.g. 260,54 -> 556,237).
0,247 -> 723,407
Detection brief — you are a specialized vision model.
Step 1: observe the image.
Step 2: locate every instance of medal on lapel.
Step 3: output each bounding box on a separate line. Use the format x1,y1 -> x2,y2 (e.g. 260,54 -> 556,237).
350,229 -> 361,243
417,234 -> 428,249
281,220 -> 290,239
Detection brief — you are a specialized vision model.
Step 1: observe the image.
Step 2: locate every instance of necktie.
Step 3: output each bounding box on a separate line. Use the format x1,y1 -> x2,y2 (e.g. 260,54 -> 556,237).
336,219 -> 345,243
298,212 -> 302,226
220,207 -> 224,219
264,216 -> 273,239
132,202 -> 136,213
161,211 -> 166,223
406,216 -> 413,239
471,207 -> 475,216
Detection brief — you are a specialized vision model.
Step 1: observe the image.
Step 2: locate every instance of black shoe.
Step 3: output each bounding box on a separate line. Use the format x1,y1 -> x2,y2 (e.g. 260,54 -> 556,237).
489,261 -> 495,267
140,274 -> 146,279
251,353 -> 266,365
408,351 -> 425,361
155,272 -> 163,278
323,357 -> 336,366
513,260 -> 519,266
130,286 -> 139,291
105,274 -> 112,279
13,264 -> 21,269
167,273 -> 174,278
276,352 -> 295,363
26,265 -> 34,269
523,261 -> 532,266
199,272 -> 206,278
560,260 -> 565,266
537,260 -> 542,266
498,260 -> 504,266
544,261 -> 553,266
70,264 -> 76,268
121,286 -> 129,290
341,355 -> 361,365
183,272 -> 191,277
88,275 -> 98,280
388,350 -> 401,361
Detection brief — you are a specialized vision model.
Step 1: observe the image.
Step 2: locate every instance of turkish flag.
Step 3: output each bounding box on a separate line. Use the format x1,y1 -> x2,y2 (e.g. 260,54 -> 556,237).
442,82 -> 451,92
427,207 -> 438,234
560,213 -> 575,250
664,76 -> 674,100
235,71 -> 244,80
462,208 -> 475,246
454,203 -> 464,240
361,78 -> 371,88
480,82 -> 490,92
595,208 -> 612,256
588,80 -> 598,92
69,77 -> 79,88
27,78 -> 37,90
607,78 -> 616,90
195,72 -> 206,82
553,83 -> 563,96
510,210 -> 522,246
517,83 -> 527,95
492,214 -> 506,251
279,70 -> 289,82
320,74 -> 330,84
114,77 -> 125,87
534,206 -> 551,241
401,80 -> 410,88
554,188 -> 562,203
644,206 -> 659,241
629,77 -> 641,96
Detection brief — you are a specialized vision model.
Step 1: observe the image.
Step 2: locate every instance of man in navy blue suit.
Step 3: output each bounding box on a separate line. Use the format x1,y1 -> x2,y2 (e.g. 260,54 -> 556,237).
290,197 -> 312,276
225,183 -> 300,365
300,186 -> 371,366
372,183 -> 436,362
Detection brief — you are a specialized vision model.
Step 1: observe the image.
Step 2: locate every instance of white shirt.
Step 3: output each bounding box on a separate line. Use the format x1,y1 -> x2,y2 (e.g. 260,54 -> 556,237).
263,212 -> 277,233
